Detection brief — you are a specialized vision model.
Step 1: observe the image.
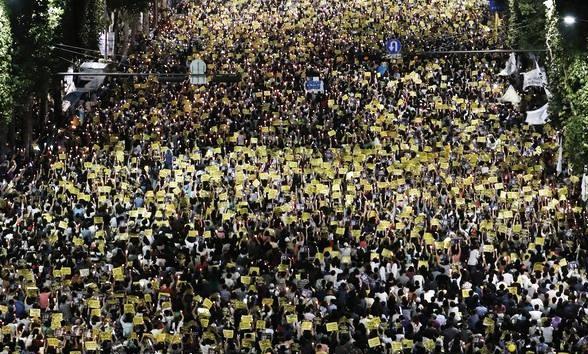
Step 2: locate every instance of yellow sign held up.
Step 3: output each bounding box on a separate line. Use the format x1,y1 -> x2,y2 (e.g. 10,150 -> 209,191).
325,322 -> 338,332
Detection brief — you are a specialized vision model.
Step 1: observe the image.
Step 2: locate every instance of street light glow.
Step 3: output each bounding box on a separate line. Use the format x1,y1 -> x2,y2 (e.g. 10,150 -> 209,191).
563,16 -> 576,25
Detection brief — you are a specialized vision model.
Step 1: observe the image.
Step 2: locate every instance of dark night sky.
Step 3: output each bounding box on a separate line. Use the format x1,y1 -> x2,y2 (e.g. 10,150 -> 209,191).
556,0 -> 588,51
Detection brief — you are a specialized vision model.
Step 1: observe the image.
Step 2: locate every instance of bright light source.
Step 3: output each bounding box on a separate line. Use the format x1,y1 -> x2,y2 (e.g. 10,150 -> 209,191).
563,16 -> 577,25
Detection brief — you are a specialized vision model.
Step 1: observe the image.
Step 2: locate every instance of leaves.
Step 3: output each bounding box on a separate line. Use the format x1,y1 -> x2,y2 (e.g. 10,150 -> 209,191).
508,0 -> 546,49
61,0 -> 106,52
9,0 -> 62,101
544,1 -> 588,172
564,114 -> 588,173
106,0 -> 150,14
0,1 -> 13,124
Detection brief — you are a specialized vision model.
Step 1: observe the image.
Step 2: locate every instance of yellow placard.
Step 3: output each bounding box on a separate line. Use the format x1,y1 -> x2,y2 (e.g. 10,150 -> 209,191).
124,303 -> 134,314
47,338 -> 60,347
101,331 -> 112,341
202,298 -> 213,309
368,337 -> 381,348
29,308 -> 41,318
403,339 -> 414,348
85,341 -> 98,351
325,322 -> 338,332
133,315 -> 144,325
88,299 -> 100,309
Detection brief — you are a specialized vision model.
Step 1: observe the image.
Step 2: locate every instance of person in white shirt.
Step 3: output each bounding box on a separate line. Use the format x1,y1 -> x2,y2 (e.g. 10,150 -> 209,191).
530,294 -> 544,311
502,272 -> 514,286
541,323 -> 554,344
529,305 -> 543,321
467,246 -> 480,267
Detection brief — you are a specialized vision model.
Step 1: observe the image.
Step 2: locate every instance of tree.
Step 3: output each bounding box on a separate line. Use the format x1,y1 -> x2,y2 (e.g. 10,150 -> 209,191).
544,0 -> 588,173
59,0 -> 147,58
544,0 -> 567,125
0,1 -> 13,153
562,56 -> 588,174
61,0 -> 105,52
9,0 -> 63,156
507,0 -> 546,49
507,0 -> 520,48
106,0 -> 150,57
106,0 -> 150,13
80,0 -> 103,50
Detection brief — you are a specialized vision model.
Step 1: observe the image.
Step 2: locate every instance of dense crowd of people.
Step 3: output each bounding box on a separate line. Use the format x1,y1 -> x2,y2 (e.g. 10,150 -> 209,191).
0,0 -> 587,353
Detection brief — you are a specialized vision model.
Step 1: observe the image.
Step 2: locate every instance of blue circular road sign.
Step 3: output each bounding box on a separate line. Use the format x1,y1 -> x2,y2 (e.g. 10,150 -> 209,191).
385,39 -> 401,54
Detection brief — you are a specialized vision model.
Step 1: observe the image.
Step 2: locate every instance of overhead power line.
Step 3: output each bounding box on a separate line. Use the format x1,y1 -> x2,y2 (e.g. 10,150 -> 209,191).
51,46 -> 101,59
56,43 -> 103,55
56,43 -> 126,60
416,49 -> 547,55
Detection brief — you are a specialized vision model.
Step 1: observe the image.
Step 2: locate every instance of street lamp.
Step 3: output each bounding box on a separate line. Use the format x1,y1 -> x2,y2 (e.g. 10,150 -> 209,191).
563,16 -> 576,25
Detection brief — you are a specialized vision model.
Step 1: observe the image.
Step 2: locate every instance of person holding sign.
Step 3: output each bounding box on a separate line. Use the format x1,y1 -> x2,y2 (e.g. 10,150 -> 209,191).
0,0 -> 585,353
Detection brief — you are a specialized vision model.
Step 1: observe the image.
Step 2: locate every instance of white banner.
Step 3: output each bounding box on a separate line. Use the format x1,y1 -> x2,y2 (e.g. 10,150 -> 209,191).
499,85 -> 521,105
498,53 -> 517,76
523,67 -> 547,90
64,67 -> 76,94
525,103 -> 549,125
99,31 -> 115,58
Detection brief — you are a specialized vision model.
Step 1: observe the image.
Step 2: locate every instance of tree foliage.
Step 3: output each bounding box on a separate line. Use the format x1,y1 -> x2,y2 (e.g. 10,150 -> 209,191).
107,0 -> 150,13
9,0 -> 56,101
507,0 -> 546,50
563,56 -> 588,173
564,115 -> 588,174
543,1 -> 588,173
5,0 -> 67,154
0,1 -> 13,124
62,0 -> 105,52
544,0 -> 566,124
507,0 -> 520,48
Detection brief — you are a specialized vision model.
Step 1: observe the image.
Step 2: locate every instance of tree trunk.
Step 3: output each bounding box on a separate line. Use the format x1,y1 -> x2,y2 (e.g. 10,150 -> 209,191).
41,88 -> 49,127
8,110 -> 15,151
0,119 -> 7,160
153,0 -> 158,29
120,12 -> 141,59
52,82 -> 63,127
143,11 -> 149,35
120,20 -> 131,59
24,95 -> 33,159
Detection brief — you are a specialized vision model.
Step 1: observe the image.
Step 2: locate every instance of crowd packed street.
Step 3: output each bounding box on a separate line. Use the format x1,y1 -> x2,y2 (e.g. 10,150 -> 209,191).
0,0 -> 587,353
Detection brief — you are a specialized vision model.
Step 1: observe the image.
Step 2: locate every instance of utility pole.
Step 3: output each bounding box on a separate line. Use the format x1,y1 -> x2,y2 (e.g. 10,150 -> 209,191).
153,0 -> 158,29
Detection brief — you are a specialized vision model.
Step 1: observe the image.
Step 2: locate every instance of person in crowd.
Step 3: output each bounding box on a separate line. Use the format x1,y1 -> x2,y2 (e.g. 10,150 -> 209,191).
0,0 -> 586,353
